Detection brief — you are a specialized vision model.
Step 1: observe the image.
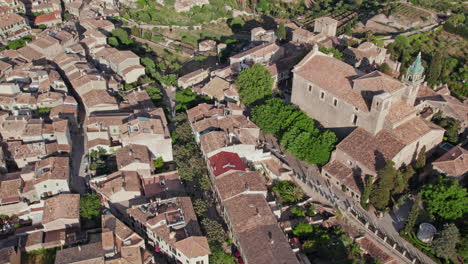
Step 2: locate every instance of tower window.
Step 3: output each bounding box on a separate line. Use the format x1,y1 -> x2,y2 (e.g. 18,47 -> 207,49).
320,91 -> 325,100
333,98 -> 338,107
308,85 -> 312,92
352,114 -> 358,125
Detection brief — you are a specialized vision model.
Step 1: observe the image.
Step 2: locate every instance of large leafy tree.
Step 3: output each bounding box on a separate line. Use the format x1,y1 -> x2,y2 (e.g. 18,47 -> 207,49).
251,98 -> 336,165
421,176 -> 468,220
201,218 -> 225,244
235,64 -> 273,106
272,180 -> 304,203
427,52 -> 444,86
80,194 -> 101,220
432,223 -> 460,260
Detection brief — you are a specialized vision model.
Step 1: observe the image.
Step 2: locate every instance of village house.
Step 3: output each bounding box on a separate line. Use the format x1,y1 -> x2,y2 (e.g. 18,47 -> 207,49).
174,0 -> 208,12
80,18 -> 115,33
251,27 -> 277,43
101,213 -> 154,263
344,42 -> 387,68
0,0 -> 26,13
81,89 -> 119,114
119,110 -> 173,161
28,36 -> 63,59
90,170 -> 143,207
55,242 -> 105,264
33,10 -> 62,27
116,144 -> 154,177
432,146 -> 467,185
178,69 -> 209,89
20,156 -> 70,203
0,247 -> 21,264
93,47 -> 145,83
4,141 -> 61,168
229,42 -> 284,73
42,193 -> 80,232
126,197 -> 211,264
314,16 -> 338,37
84,112 -> 128,153
141,171 -> 185,199
0,12 -> 30,43
198,39 -> 216,52
198,76 -> 239,102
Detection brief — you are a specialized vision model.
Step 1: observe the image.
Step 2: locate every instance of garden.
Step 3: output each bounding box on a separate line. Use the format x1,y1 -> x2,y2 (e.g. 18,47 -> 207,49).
88,147 -> 117,176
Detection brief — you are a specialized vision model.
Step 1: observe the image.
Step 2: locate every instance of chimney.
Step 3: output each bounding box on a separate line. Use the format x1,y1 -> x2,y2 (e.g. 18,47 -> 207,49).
256,207 -> 260,217
313,43 -> 319,53
78,245 -> 81,252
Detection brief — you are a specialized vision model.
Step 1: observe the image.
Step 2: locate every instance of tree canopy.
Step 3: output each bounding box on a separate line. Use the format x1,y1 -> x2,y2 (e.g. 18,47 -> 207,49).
421,176 -> 468,220
432,223 -> 460,260
235,64 -> 273,106
251,98 -> 337,165
80,194 -> 101,220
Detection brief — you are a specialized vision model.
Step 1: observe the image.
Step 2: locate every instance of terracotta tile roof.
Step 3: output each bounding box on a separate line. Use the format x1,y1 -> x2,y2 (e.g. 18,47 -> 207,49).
215,171 -> 267,201
231,42 -> 280,59
15,93 -> 36,105
186,103 -> 224,123
17,46 -> 44,61
199,130 -> 228,154
354,71 -> 404,94
116,144 -> 152,170
391,117 -> 443,145
201,76 -> 230,100
141,171 -> 185,197
81,90 -> 117,108
357,236 -> 394,264
178,69 -> 208,83
102,214 -> 139,242
0,173 -> 22,203
96,171 -> 142,199
50,104 -> 77,118
208,151 -> 246,177
175,236 -> 210,258
87,138 -> 110,151
433,146 -> 468,178
386,100 -> 417,125
0,13 -> 24,28
237,224 -> 300,264
34,10 -> 61,24
42,193 -> 80,224
55,242 -> 104,264
293,52 -> 367,111
223,193 -> 277,232
337,128 -> 405,173
322,160 -> 360,194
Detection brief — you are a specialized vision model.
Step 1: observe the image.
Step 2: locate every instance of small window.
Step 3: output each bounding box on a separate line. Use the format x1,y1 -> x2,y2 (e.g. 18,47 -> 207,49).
320,91 -> 325,100
43,185 -> 47,188
308,85 -> 312,92
352,114 -> 358,125
333,98 -> 338,107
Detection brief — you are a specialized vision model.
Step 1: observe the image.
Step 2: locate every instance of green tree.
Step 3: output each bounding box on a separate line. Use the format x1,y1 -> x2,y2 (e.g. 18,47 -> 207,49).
290,207 -> 306,218
153,157 -> 164,170
80,194 -> 101,220
379,63 -> 392,75
360,175 -> 374,210
292,222 -> 313,238
421,176 -> 468,220
146,85 -> 163,106
414,146 -> 426,170
402,195 -> 420,235
193,199 -> 208,217
199,175 -> 211,191
37,108 -> 51,115
428,52 -> 444,86
235,64 -> 273,106
277,22 -> 286,41
272,180 -> 304,203
432,223 -> 460,260
175,88 -> 211,112
307,204 -> 316,217
201,218 -> 225,244
210,244 -> 236,264
394,166 -> 414,194
107,37 -> 119,47
111,28 -> 132,45
370,160 -> 397,211
302,240 -> 318,254
7,39 -> 26,50
319,47 -> 343,60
